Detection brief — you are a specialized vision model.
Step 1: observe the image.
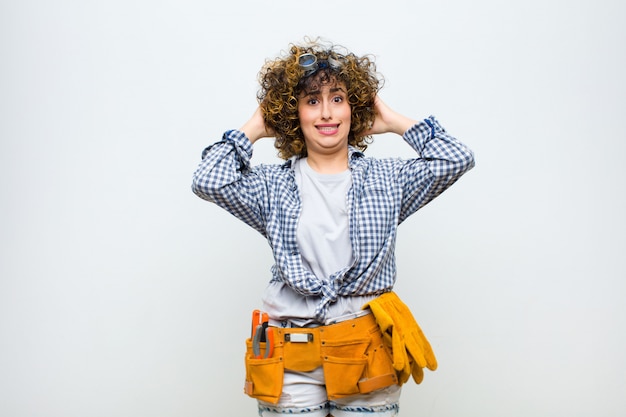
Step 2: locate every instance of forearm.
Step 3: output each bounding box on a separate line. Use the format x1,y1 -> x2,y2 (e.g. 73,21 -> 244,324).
191,130 -> 268,233
239,106 -> 273,144
405,116 -> 474,169
240,120 -> 265,144
387,112 -> 418,136
191,130 -> 253,201
368,97 -> 418,136
397,117 -> 475,220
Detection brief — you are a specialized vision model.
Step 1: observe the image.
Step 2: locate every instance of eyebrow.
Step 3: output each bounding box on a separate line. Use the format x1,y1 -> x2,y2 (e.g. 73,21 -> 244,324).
302,86 -> 347,97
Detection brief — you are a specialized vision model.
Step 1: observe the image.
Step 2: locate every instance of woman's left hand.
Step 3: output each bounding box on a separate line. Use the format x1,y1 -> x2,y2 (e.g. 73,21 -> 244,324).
364,96 -> 418,136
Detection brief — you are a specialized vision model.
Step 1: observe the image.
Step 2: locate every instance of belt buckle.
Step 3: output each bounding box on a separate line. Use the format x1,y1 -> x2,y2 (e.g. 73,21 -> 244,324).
285,333 -> 313,343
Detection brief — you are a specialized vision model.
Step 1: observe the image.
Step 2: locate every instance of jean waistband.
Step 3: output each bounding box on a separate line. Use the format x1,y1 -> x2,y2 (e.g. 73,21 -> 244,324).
269,308 -> 371,328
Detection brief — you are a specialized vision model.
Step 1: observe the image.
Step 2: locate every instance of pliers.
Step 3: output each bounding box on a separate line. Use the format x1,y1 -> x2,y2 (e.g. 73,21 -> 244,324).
251,310 -> 274,359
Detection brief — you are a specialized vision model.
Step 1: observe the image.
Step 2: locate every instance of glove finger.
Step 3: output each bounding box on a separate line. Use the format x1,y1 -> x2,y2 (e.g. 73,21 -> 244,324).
411,361 -> 425,384
406,332 -> 437,370
405,342 -> 428,369
369,303 -> 394,333
391,329 -> 408,372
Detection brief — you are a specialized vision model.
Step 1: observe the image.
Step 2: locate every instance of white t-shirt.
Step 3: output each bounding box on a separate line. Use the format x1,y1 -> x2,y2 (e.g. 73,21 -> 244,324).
296,158 -> 353,282
261,158 -> 376,325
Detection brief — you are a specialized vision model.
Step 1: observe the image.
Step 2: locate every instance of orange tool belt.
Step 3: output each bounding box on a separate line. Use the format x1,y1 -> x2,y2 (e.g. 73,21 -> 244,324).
243,311 -> 398,404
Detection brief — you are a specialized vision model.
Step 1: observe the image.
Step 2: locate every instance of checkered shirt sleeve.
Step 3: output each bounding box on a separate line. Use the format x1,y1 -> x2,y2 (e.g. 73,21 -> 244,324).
191,129 -> 270,236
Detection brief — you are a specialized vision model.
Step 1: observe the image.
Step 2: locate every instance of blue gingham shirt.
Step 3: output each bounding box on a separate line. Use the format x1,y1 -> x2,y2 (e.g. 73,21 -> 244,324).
192,116 -> 475,321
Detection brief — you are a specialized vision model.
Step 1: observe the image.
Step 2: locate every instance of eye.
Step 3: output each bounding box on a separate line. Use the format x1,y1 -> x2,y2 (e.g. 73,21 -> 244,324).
332,95 -> 344,103
307,97 -> 319,105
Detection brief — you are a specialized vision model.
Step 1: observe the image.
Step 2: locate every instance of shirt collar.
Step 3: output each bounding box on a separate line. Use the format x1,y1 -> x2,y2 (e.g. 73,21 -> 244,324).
348,146 -> 365,164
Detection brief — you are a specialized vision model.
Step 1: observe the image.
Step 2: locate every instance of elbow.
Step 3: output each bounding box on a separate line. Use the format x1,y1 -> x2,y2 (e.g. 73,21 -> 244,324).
441,148 -> 475,182
190,180 -> 203,198
191,173 -> 218,202
453,143 -> 476,174
462,148 -> 476,172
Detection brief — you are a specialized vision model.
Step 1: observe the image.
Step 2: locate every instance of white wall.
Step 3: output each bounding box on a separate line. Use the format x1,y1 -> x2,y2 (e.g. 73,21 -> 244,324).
1,0 -> 625,416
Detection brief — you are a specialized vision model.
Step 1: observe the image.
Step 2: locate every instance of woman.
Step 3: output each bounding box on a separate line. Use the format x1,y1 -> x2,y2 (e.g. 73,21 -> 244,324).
192,38 -> 475,417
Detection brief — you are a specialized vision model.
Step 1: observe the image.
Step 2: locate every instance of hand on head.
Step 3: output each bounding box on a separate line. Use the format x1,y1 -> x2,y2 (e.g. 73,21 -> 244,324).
240,106 -> 275,143
364,96 -> 418,137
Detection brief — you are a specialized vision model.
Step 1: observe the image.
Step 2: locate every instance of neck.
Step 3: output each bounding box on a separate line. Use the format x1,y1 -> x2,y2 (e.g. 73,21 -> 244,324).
306,151 -> 349,174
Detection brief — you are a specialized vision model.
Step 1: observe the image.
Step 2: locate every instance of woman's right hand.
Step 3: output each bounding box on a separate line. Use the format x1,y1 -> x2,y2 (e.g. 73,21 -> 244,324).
240,107 -> 275,144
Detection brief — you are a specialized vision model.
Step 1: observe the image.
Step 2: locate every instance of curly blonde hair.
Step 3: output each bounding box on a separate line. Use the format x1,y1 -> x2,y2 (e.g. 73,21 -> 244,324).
257,38 -> 383,159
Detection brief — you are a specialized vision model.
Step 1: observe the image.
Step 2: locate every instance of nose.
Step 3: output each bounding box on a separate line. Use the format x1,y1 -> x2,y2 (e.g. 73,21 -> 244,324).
321,98 -> 331,120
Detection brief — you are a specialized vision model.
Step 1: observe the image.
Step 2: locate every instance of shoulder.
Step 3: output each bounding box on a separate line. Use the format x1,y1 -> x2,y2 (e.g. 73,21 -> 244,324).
249,159 -> 294,180
351,152 -> 403,173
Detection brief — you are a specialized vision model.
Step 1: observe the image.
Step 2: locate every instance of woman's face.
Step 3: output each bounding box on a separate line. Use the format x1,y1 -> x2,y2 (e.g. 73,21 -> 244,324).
297,81 -> 352,158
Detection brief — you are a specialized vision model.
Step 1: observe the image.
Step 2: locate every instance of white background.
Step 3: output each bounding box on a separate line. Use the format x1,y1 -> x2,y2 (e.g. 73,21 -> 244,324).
1,0 -> 625,416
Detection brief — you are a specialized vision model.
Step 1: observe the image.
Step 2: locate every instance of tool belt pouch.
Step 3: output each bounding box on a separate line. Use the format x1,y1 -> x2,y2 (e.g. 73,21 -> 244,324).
279,328 -> 322,372
321,337 -> 369,399
321,317 -> 398,400
358,325 -> 398,394
243,335 -> 284,404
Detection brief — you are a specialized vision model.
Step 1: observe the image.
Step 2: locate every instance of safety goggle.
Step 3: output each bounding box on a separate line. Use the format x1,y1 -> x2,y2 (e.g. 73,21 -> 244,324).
298,53 -> 341,77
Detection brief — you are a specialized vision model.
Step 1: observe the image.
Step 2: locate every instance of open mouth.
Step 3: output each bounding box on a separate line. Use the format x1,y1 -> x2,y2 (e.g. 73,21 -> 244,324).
316,124 -> 340,134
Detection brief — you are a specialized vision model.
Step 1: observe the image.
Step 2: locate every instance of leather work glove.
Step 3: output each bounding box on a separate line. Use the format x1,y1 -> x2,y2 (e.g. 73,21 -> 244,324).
364,292 -> 437,384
